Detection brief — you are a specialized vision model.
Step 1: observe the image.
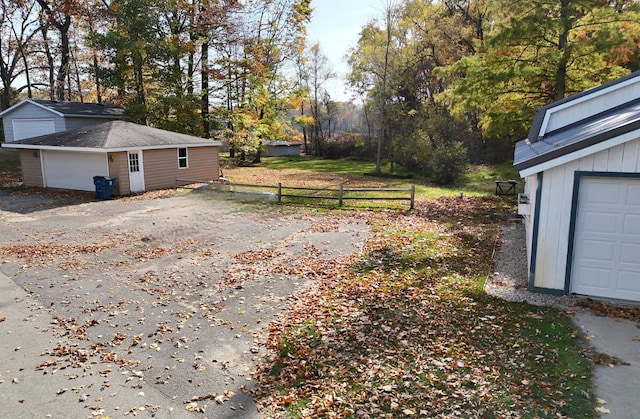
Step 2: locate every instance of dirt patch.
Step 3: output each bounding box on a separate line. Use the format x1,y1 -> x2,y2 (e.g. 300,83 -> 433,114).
0,189 -> 370,418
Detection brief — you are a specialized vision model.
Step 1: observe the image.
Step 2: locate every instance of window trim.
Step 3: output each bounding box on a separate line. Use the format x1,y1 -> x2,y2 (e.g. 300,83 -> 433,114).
178,147 -> 188,169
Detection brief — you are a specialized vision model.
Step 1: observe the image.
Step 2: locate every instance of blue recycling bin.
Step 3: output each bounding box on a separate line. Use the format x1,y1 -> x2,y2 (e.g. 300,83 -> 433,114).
93,176 -> 117,200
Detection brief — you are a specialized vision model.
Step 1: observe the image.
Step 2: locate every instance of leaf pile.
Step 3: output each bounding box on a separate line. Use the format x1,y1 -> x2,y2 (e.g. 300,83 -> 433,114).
254,196 -> 594,418
576,298 -> 640,322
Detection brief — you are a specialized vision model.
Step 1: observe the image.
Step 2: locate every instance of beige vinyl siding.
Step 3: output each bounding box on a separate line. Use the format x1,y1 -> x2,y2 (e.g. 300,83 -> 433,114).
107,152 -> 128,195
19,149 -> 44,187
532,137 -> 640,291
143,146 -> 219,191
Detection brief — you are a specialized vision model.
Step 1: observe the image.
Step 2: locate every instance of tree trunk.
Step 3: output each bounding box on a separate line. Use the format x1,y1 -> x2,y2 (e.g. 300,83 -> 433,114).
40,25 -> 55,100
201,40 -> 210,135
93,52 -> 102,103
376,2 -> 393,174
55,16 -> 71,101
554,0 -> 570,101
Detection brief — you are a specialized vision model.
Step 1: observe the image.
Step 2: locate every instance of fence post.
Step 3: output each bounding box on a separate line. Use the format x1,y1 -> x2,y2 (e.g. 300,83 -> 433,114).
410,184 -> 415,210
277,183 -> 282,204
338,183 -> 344,207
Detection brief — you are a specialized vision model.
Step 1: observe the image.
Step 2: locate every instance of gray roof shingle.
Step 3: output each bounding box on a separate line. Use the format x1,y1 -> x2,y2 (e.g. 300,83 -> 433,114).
31,99 -> 124,117
7,121 -> 218,149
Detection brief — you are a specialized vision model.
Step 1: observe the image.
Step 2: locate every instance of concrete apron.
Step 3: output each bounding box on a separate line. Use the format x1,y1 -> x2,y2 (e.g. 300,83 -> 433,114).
573,312 -> 640,418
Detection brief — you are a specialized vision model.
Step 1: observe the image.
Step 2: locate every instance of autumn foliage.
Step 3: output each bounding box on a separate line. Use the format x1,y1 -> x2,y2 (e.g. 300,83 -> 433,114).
253,196 -> 594,418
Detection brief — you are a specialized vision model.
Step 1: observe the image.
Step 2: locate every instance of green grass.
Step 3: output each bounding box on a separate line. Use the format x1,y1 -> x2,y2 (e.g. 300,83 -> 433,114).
258,155 -> 379,175
255,198 -> 595,418
229,155 -> 523,200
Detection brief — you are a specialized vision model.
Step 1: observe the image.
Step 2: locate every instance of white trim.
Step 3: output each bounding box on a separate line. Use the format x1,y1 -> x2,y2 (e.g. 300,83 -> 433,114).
519,128 -> 640,178
1,142 -> 221,152
0,99 -> 64,117
177,147 -> 188,169
539,77 -> 640,137
127,151 -> 146,192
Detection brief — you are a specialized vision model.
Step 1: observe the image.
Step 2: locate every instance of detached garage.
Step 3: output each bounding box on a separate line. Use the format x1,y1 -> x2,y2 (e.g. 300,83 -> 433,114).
515,71 -> 640,302
0,99 -> 124,142
1,120 -> 221,196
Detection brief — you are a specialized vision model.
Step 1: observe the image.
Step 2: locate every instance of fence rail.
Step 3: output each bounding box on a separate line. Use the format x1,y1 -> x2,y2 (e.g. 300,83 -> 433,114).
176,178 -> 415,210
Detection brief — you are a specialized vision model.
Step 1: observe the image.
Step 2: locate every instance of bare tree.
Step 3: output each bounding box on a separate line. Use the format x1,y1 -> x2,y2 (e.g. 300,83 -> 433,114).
0,0 -> 40,109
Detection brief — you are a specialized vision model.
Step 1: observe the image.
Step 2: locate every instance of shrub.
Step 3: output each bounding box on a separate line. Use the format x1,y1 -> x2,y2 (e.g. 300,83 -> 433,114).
428,141 -> 469,185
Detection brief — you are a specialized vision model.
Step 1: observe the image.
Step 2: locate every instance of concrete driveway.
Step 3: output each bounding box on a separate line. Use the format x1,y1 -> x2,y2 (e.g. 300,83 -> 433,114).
0,189 -> 369,418
573,313 -> 640,418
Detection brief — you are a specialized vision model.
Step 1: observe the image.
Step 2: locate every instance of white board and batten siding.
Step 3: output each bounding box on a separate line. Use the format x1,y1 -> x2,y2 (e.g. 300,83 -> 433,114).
528,137 -> 640,293
541,77 -> 640,136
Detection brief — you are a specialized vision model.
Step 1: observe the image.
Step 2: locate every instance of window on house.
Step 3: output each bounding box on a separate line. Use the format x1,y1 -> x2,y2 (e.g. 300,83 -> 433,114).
178,148 -> 188,169
129,153 -> 140,173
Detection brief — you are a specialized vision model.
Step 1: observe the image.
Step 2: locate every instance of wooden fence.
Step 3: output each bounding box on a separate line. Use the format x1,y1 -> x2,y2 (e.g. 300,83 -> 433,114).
176,178 -> 415,210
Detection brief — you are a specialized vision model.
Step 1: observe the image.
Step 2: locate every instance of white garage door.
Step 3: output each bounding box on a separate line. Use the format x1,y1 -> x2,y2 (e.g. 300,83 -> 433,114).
572,177 -> 640,301
42,150 -> 108,191
12,119 -> 55,141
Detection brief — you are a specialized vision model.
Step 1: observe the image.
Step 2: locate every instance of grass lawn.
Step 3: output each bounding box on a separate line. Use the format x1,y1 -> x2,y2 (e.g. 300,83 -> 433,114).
223,157 -> 594,417
222,156 -> 524,204
254,197 -> 595,418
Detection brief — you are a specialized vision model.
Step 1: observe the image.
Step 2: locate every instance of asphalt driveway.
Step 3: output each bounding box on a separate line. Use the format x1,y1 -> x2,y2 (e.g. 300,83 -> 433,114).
0,189 -> 370,418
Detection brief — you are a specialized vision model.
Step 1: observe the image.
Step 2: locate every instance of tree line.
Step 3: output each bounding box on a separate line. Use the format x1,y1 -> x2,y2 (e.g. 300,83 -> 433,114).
347,0 -> 640,180
2,0 -> 640,181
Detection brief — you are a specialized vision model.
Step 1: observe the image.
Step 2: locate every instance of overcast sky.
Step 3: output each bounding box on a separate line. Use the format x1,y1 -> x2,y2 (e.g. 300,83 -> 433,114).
306,0 -> 381,102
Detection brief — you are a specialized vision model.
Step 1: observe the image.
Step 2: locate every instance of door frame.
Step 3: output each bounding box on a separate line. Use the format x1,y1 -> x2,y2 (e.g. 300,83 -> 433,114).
127,150 -> 145,193
565,171 -> 640,297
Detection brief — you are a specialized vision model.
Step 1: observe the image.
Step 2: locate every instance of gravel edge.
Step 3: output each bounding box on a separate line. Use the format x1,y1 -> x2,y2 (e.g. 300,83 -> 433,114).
484,222 -> 583,311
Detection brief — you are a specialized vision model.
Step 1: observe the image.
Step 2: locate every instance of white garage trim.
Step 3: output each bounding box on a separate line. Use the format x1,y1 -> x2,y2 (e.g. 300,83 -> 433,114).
12,118 -> 56,141
567,172 -> 640,301
41,150 -> 109,191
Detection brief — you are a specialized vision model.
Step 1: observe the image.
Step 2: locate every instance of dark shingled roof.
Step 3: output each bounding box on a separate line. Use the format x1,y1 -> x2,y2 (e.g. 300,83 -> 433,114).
8,120 -> 217,149
27,99 -> 124,118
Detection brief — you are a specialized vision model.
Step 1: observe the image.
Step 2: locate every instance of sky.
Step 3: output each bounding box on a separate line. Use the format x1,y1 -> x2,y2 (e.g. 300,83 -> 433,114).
306,0 -> 381,102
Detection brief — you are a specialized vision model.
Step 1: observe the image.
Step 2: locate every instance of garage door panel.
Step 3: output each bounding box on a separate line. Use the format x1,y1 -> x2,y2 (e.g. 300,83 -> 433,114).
621,243 -> 640,263
623,214 -> 640,235
42,151 -> 108,191
627,185 -> 640,205
575,266 -> 613,288
582,211 -> 619,233
583,181 -> 621,204
580,239 -> 616,262
618,271 -> 640,298
572,177 -> 640,301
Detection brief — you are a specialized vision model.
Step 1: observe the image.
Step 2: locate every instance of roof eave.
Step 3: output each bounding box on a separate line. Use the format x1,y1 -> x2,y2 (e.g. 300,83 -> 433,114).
527,70 -> 640,142
2,142 -> 222,152
0,99 -> 63,118
516,125 -> 640,177
64,114 -> 124,119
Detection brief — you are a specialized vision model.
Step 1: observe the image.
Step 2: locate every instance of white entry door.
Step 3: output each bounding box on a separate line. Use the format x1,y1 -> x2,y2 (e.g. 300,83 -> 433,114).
571,177 -> 640,301
128,151 -> 145,192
